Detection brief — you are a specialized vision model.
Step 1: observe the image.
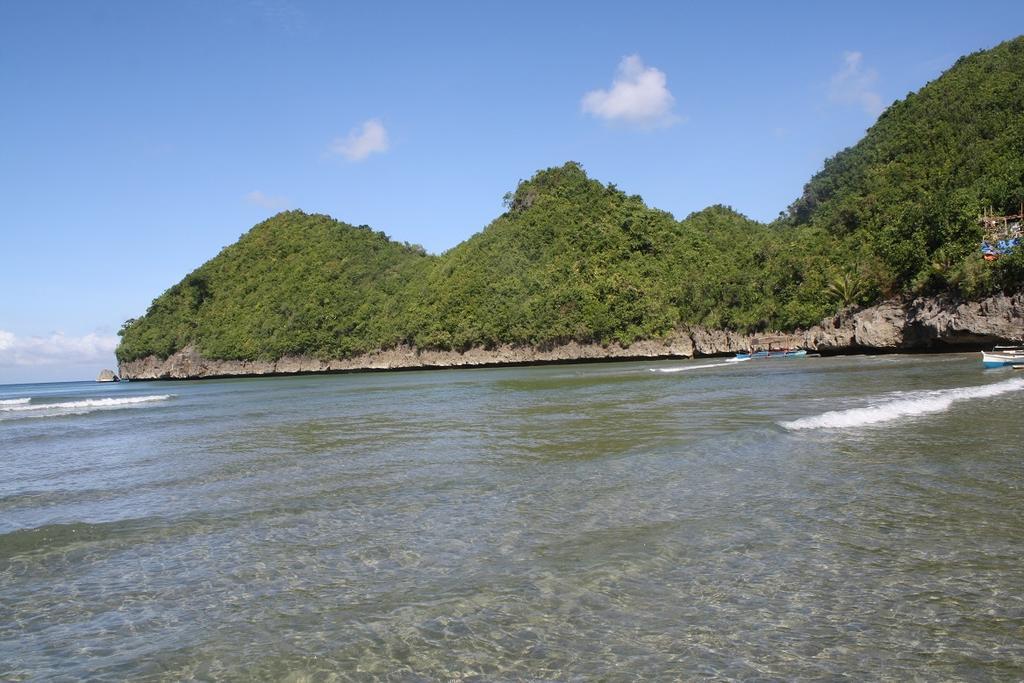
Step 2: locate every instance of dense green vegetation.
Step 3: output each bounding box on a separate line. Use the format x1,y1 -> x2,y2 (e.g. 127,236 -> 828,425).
116,213 -> 433,362
117,37 -> 1024,364
406,164 -> 841,351
784,36 -> 1024,298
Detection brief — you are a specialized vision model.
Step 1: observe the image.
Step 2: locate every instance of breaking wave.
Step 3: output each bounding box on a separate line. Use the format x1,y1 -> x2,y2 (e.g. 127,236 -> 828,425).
781,378 -> 1024,431
0,395 -> 173,418
651,360 -> 745,373
0,398 -> 31,406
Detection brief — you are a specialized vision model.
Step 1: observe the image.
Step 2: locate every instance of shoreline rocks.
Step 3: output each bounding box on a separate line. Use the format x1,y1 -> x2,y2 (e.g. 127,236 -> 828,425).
119,292 -> 1024,380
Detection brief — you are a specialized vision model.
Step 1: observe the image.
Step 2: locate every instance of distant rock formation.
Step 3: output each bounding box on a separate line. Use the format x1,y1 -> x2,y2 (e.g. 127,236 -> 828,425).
117,292 -> 1024,380
96,369 -> 120,382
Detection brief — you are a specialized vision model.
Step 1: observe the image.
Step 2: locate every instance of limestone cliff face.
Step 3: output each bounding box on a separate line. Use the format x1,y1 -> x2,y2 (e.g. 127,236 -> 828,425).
906,294 -> 1024,345
810,292 -> 1024,351
118,336 -> 698,380
119,293 -> 1024,380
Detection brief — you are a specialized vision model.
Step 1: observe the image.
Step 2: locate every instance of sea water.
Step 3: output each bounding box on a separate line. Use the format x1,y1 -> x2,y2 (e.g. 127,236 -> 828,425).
2,354 -> 1023,679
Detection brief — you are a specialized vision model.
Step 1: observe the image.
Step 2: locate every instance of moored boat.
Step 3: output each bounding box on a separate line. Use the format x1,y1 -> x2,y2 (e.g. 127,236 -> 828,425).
981,345 -> 1024,368
735,348 -> 807,360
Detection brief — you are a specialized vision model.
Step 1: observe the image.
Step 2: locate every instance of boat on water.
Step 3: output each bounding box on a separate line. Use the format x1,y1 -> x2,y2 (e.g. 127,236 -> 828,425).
734,348 -> 807,361
981,345 -> 1024,368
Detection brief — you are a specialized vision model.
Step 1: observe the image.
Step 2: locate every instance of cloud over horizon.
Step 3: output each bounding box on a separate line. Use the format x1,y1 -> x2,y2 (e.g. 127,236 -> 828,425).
244,190 -> 289,209
0,330 -> 119,368
328,118 -> 390,161
582,55 -> 679,127
829,51 -> 884,115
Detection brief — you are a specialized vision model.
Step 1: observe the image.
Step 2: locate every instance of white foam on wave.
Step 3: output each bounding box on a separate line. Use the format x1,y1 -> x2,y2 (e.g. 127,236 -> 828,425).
651,361 -> 742,373
781,378 -> 1024,431
0,397 -> 31,406
0,394 -> 173,416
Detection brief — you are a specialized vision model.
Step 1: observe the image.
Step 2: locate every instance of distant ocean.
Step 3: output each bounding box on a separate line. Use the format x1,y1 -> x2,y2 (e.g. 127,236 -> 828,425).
3,354 -> 1023,679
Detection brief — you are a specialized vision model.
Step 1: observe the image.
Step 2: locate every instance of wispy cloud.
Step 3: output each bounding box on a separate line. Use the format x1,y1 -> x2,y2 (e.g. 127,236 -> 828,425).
0,330 -> 118,367
582,55 -> 680,127
828,51 -> 884,115
249,0 -> 306,33
328,118 -> 390,161
244,190 -> 289,209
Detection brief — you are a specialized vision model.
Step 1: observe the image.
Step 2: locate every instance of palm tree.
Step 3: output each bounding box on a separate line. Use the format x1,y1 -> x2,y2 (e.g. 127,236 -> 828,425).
827,271 -> 865,307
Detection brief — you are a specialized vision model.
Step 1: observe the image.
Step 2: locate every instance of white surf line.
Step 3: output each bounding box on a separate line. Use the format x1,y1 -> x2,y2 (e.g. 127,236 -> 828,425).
651,360 -> 746,373
0,395 -> 173,412
0,398 -> 31,406
780,377 -> 1024,430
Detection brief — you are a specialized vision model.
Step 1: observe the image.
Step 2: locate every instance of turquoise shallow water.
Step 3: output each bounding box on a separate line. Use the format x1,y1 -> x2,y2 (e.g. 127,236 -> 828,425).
2,354 -> 1023,680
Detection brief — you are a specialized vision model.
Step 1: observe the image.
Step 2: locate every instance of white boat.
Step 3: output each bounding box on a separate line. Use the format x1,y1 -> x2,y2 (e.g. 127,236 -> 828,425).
981,345 -> 1024,368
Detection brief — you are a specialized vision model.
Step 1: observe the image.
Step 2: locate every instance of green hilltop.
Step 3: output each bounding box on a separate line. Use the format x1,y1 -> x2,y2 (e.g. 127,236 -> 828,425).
785,36 -> 1024,294
117,37 -> 1024,364
116,215 -> 433,362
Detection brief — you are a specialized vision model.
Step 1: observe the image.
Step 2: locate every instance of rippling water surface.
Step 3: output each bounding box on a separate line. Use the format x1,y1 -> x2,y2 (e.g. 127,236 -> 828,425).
3,354 -> 1023,680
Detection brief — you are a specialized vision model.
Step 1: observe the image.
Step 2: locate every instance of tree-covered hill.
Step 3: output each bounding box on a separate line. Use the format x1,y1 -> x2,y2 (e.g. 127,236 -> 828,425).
408,163 -> 692,350
407,164 -> 841,351
114,165 -> 847,362
116,212 -> 434,362
117,37 -> 1024,365
785,35 -> 1024,296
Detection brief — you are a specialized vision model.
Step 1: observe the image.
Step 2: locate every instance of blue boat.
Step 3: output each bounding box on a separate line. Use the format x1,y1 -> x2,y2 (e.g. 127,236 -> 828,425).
734,348 -> 807,360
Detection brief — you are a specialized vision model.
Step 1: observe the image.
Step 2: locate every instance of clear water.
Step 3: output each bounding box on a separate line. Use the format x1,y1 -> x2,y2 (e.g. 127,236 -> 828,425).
2,354 -> 1023,680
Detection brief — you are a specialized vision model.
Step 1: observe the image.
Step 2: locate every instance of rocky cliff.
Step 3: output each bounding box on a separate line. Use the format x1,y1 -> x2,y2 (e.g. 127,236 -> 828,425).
119,292 -> 1024,380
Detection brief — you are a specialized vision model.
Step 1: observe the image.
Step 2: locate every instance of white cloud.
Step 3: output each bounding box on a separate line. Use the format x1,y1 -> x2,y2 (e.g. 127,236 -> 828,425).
582,55 -> 680,127
244,190 -> 289,209
829,51 -> 884,115
328,118 -> 390,161
0,330 -> 118,368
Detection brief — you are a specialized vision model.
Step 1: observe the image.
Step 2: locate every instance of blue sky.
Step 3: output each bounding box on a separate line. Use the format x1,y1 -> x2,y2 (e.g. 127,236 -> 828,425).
2,1 -> 1023,383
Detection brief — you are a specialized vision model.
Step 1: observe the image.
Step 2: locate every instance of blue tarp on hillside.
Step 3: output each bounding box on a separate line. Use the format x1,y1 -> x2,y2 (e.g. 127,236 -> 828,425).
981,236 -> 1020,255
